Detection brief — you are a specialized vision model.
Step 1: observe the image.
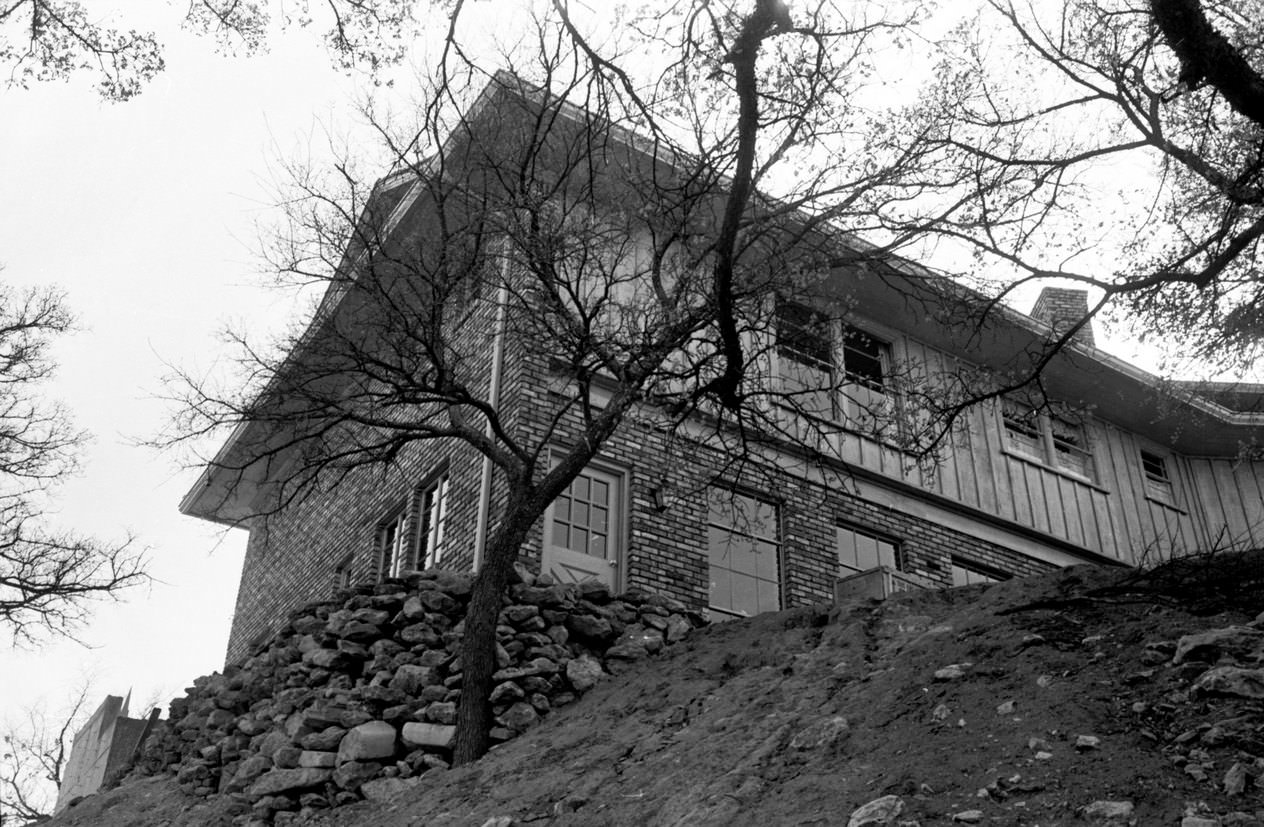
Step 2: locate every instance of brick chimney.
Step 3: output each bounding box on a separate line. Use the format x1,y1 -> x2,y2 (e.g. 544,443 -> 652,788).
1030,286 -> 1094,348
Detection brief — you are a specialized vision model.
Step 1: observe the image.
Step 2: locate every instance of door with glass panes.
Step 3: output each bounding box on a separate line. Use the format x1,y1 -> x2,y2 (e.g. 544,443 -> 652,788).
543,466 -> 622,588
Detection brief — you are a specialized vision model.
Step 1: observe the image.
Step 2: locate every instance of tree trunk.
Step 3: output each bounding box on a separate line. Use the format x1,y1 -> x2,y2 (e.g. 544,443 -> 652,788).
451,501 -> 537,765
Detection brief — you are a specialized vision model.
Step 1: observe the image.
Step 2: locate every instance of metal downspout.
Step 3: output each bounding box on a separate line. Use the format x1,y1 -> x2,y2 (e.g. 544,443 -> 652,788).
472,240 -> 511,570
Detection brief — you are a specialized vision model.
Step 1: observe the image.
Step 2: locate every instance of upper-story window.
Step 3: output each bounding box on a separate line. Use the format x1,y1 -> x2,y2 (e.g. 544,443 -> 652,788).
841,326 -> 887,392
1001,400 -> 1095,480
775,300 -> 892,424
775,302 -> 835,418
1140,449 -> 1175,504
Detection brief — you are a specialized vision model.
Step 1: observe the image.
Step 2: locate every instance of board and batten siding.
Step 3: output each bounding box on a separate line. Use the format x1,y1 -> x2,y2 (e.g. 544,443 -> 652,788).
830,325 -> 1264,565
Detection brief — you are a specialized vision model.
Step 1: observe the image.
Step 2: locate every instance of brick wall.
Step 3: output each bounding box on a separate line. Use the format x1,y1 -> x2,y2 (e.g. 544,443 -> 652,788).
225,330 -> 1062,664
224,291 -> 1063,664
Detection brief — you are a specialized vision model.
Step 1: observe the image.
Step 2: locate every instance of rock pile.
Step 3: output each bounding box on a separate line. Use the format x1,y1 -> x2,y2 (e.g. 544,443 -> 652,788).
125,569 -> 705,825
1138,619 -> 1264,823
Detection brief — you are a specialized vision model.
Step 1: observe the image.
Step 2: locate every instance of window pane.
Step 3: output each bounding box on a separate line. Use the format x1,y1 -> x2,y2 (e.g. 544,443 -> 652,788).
553,522 -> 569,547
570,527 -> 588,554
731,572 -> 757,617
572,476 -> 589,501
754,540 -> 779,581
707,526 -> 732,564
777,302 -> 832,368
879,540 -> 898,570
589,534 -> 606,559
842,326 -> 885,391
572,502 -> 589,527
1141,451 -> 1169,483
757,578 -> 781,613
837,527 -> 858,571
855,533 -> 880,570
590,506 -> 608,534
591,479 -> 609,504
710,567 -> 732,612
555,496 -> 571,523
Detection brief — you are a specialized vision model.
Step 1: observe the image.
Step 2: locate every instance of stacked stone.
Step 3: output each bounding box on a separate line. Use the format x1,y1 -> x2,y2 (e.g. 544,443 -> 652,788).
129,570 -> 704,825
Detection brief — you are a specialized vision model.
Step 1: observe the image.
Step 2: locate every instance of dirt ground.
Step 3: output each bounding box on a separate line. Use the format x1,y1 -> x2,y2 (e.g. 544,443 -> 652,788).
51,556 -> 1264,826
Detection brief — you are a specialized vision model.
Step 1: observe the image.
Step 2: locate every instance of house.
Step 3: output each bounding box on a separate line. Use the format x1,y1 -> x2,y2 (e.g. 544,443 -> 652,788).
180,73 -> 1264,664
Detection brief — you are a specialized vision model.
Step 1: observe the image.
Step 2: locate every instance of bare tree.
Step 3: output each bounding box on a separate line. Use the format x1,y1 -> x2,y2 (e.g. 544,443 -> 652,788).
0,284 -> 146,643
167,0 -> 985,763
0,684 -> 89,825
894,0 -> 1264,376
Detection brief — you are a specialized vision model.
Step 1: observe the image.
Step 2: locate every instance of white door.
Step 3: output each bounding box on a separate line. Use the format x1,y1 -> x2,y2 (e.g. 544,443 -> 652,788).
543,466 -> 622,588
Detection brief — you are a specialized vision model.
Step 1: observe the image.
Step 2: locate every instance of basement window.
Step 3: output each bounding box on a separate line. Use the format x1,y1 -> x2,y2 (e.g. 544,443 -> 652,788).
836,524 -> 901,575
950,557 -> 1010,587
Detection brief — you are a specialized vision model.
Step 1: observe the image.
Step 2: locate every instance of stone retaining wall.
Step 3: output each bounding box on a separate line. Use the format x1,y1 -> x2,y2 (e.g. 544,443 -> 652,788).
126,569 -> 705,825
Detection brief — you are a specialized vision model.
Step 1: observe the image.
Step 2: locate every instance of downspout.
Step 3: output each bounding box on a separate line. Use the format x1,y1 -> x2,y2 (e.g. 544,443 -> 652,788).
472,237 -> 511,570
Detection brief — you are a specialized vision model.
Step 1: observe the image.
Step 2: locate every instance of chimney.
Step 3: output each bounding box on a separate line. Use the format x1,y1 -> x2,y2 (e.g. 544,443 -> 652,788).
1030,287 -> 1094,348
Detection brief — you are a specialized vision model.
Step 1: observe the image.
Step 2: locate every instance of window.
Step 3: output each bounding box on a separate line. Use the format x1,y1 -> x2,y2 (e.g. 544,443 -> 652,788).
950,557 -> 1009,587
378,506 -> 409,579
836,524 -> 901,575
1001,400 -> 1043,456
417,473 -> 449,569
1140,450 -> 1175,504
1141,450 -> 1169,484
774,300 -> 893,424
377,470 -> 449,580
333,553 -> 353,591
776,302 -> 834,418
1001,400 -> 1095,480
842,326 -> 886,392
707,489 -> 781,620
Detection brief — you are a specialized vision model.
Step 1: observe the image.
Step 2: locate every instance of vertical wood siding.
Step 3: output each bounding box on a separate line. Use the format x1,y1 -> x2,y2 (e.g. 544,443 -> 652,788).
836,326 -> 1263,564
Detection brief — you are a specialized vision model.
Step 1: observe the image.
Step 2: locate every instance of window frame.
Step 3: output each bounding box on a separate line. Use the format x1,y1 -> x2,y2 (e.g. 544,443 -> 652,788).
377,503 -> 410,580
999,399 -> 1098,484
375,465 -> 451,581
949,556 -> 1011,587
836,523 -> 902,576
706,487 -> 782,621
415,471 -> 450,569
1138,448 -> 1183,509
773,300 -> 897,428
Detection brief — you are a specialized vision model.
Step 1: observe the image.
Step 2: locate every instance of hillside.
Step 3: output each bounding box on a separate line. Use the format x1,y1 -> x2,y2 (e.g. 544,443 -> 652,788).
50,554 -> 1264,826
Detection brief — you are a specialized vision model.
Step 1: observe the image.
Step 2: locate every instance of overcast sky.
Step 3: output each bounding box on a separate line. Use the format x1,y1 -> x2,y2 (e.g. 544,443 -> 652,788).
0,18 -> 375,723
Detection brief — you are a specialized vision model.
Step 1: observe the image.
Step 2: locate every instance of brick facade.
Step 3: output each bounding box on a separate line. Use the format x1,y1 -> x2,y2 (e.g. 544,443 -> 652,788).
224,336 -> 1058,663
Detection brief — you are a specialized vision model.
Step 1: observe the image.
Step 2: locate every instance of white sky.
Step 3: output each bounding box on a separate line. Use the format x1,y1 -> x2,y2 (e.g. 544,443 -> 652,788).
0,21 -> 371,723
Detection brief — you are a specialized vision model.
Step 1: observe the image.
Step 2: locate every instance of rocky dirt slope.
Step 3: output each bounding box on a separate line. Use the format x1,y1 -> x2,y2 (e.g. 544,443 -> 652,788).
50,553 -> 1264,826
